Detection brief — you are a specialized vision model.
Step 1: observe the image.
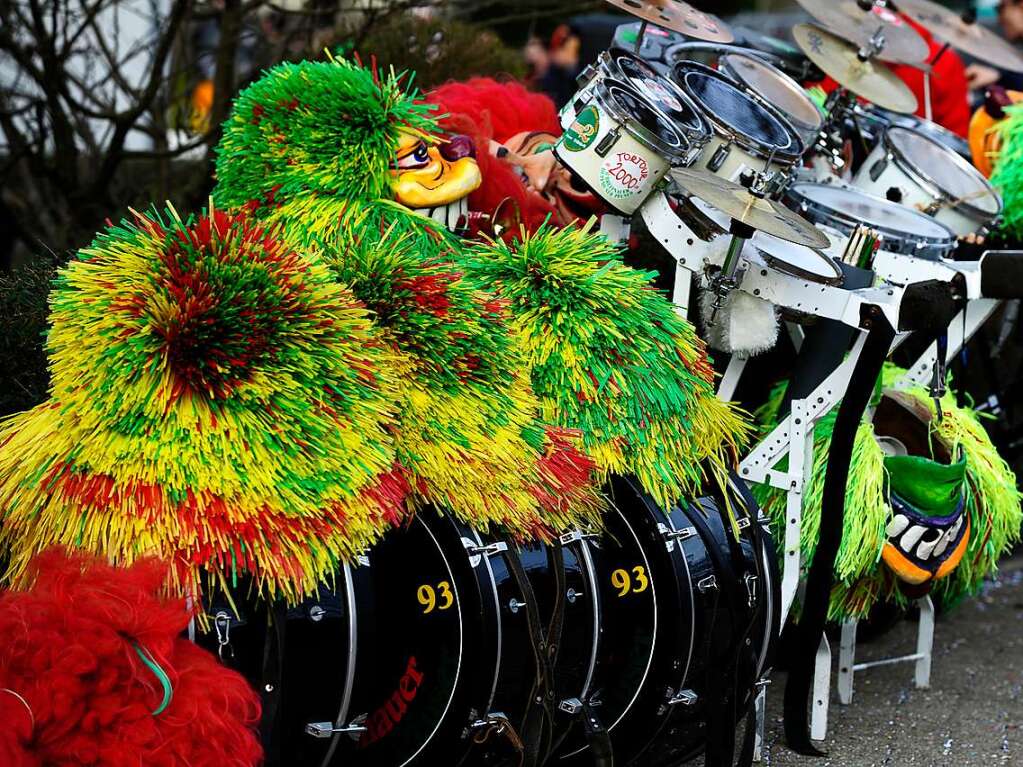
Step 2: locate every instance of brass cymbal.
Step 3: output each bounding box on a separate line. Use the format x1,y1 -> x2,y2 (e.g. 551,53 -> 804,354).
603,0 -> 733,43
793,23 -> 919,114
795,0 -> 930,64
669,168 -> 831,250
899,0 -> 1023,73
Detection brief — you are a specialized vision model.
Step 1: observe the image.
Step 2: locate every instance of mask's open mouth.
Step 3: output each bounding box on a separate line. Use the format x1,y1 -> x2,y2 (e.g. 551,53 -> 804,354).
882,493 -> 970,589
422,196 -> 469,232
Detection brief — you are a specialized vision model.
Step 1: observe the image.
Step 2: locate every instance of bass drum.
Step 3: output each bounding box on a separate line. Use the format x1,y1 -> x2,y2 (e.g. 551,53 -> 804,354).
553,474 -> 779,766
201,512 -> 503,767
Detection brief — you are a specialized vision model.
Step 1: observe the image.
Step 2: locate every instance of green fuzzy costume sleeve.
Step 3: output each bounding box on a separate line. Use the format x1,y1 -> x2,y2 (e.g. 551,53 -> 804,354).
990,101 -> 1023,240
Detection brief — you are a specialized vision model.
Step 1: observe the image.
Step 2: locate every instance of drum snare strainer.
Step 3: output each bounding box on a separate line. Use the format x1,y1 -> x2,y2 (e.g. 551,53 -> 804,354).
853,126 -> 1002,237
556,79 -> 699,215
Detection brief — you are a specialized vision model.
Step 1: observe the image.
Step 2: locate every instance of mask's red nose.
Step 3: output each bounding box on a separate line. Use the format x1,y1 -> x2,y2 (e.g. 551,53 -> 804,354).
439,134 -> 476,162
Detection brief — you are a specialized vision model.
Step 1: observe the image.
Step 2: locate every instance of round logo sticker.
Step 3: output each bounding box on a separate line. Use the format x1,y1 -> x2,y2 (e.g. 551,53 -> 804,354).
599,150 -> 650,201
562,106 -> 600,152
639,77 -> 684,114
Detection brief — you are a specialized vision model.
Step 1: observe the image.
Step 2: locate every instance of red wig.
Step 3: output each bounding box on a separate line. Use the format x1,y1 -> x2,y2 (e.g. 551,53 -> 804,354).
0,549 -> 262,767
428,78 -> 563,232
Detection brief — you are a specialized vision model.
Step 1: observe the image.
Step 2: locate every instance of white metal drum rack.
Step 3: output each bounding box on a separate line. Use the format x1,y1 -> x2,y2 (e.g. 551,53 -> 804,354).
638,190 -> 937,747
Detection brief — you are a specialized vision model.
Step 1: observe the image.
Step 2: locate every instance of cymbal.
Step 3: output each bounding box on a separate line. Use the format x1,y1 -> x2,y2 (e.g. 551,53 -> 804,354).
669,168 -> 831,250
795,0 -> 929,64
793,23 -> 919,114
898,0 -> 1023,73
604,0 -> 733,44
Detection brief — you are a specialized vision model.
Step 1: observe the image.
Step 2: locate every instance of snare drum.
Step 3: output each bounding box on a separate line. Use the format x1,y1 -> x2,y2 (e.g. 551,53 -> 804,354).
752,231 -> 843,285
854,105 -> 972,161
671,62 -> 804,182
562,48 -> 710,147
853,126 -> 1002,236
556,79 -> 697,215
719,53 -> 824,151
786,182 -> 957,261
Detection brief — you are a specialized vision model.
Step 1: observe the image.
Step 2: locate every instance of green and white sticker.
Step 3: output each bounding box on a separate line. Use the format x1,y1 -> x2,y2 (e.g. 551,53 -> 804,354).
562,106 -> 600,152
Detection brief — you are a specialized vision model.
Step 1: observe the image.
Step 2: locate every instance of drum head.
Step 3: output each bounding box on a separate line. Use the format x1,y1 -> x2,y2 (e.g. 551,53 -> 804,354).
605,82 -> 686,153
787,183 -> 955,254
886,127 -> 1001,216
323,514 -> 498,767
721,53 -> 823,133
675,65 -> 798,155
609,51 -> 706,135
753,231 -> 843,285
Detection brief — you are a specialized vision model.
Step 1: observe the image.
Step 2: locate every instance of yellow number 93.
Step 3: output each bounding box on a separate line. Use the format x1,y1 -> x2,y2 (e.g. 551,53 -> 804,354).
610,566 -> 649,597
417,581 -> 454,614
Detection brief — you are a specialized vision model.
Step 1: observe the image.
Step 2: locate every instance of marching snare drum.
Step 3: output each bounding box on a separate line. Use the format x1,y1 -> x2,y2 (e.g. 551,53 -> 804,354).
786,182 -> 957,261
853,105 -> 972,162
719,52 -> 824,151
556,79 -> 697,215
562,48 -> 710,151
751,231 -> 843,286
853,126 -> 1002,236
671,62 -> 804,183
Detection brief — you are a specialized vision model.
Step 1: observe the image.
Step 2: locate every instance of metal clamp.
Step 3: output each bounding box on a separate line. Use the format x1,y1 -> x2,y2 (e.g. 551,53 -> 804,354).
707,140 -> 733,173
305,715 -> 368,740
595,127 -> 621,157
213,611 -> 233,660
507,598 -> 528,614
658,522 -> 698,542
559,698 -> 583,715
667,689 -> 699,706
697,575 -> 718,593
468,541 -> 509,557
744,572 -> 759,609
559,530 -> 600,546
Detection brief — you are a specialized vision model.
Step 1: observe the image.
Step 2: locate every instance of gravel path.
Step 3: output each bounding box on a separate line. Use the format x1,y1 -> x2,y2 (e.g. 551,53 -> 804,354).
754,562 -> 1023,767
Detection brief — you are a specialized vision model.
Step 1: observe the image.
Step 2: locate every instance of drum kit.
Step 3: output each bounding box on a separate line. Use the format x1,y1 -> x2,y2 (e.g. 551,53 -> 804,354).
203,1 -> 1023,765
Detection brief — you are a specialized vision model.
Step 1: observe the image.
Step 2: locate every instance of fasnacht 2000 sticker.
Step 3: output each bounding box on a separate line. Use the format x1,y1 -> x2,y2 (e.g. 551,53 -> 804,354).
562,106 -> 599,152
599,151 -> 650,199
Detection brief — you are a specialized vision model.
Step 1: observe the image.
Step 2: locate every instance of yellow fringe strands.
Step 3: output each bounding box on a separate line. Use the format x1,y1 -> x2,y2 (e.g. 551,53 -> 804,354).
464,223 -> 751,510
0,207 -> 408,601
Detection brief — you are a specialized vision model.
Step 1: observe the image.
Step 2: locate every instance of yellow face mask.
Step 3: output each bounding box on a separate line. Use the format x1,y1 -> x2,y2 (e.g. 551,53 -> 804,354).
390,131 -> 482,209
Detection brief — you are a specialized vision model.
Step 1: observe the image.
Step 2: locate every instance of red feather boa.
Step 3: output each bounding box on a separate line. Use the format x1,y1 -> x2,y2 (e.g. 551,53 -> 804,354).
0,549 -> 262,766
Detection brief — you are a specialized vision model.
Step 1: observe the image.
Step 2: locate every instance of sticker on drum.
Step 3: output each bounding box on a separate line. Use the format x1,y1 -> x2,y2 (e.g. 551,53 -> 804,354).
563,106 -> 600,152
555,80 -> 688,215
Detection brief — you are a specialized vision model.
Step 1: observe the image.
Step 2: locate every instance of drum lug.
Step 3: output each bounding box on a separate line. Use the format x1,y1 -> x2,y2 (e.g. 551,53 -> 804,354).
559,530 -> 600,546
507,598 -> 528,614
595,127 -> 621,157
869,155 -> 889,182
657,522 -> 697,550
667,688 -> 699,706
559,697 -> 583,715
736,517 -> 751,531
463,539 -> 509,568
744,572 -> 759,608
697,575 -> 718,593
305,714 -> 368,740
707,141 -> 733,173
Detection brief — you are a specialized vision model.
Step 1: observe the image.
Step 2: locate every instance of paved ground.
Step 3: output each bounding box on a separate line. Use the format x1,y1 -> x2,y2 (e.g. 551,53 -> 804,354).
748,560 -> 1023,767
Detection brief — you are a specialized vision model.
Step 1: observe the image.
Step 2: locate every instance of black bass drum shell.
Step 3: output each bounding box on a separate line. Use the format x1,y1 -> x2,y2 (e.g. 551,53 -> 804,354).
553,473 -> 779,767
554,474 -> 695,765
465,534 -> 601,766
200,511 -> 504,767
640,478 -> 780,767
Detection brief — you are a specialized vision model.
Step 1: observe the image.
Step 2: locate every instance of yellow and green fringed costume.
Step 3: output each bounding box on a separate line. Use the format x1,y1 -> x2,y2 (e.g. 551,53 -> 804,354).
0,208 -> 408,599
212,57 -> 749,514
754,365 -> 1020,620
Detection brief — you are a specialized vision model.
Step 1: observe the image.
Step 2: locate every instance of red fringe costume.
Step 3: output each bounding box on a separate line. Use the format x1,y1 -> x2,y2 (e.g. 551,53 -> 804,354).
0,550 -> 262,767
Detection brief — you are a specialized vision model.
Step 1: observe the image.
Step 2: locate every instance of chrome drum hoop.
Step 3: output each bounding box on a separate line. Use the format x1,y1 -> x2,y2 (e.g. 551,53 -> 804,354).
785,182 -> 957,261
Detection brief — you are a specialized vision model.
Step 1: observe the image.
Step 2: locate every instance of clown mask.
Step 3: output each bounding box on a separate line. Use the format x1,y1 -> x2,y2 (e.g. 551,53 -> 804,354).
391,131 -> 482,228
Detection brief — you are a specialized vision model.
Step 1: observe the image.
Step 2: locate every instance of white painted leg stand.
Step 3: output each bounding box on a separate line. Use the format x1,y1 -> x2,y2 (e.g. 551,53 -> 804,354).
835,596 -> 935,708
811,634 -> 832,742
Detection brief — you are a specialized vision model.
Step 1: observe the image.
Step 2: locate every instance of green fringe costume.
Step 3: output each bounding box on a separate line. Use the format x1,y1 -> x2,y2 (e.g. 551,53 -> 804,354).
755,365 -> 1020,620
212,57 -> 750,515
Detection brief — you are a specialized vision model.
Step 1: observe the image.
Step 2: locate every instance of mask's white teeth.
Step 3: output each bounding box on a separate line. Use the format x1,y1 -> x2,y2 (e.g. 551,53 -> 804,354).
900,524 -> 927,552
886,514 -> 910,538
